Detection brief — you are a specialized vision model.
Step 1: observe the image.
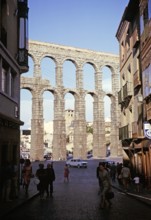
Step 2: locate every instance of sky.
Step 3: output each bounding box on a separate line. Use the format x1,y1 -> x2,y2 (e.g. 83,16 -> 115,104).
20,0 -> 129,129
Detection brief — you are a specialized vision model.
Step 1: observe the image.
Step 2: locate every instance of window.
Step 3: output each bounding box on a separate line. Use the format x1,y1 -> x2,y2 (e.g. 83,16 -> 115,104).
120,41 -> 124,61
140,15 -> 144,34
15,106 -> 19,118
140,4 -> 149,34
143,5 -> 149,26
148,64 -> 151,94
18,0 -> 29,68
126,30 -> 130,51
149,0 -> 151,19
143,65 -> 150,97
9,71 -> 15,97
133,57 -> 139,75
2,67 -> 7,93
128,65 -> 131,74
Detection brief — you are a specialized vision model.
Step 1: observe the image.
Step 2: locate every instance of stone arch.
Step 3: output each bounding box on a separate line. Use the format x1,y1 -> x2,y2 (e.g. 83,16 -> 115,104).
83,62 -> 95,91
40,56 -> 56,87
21,40 -> 121,161
62,57 -> 79,68
62,59 -> 77,88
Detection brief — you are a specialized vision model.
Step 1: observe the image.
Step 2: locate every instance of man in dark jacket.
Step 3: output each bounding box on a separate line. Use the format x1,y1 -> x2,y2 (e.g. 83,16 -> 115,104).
36,163 -> 48,199
46,163 -> 55,197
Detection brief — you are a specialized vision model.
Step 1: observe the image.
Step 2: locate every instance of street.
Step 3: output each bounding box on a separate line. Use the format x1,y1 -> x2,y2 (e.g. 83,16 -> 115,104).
5,160 -> 151,220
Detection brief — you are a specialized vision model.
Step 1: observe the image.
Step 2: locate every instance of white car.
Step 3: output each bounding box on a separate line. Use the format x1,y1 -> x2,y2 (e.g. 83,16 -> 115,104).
66,158 -> 88,168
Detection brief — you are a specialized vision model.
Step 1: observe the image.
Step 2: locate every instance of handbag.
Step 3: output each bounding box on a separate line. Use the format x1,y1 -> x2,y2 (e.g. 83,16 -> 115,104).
33,177 -> 40,185
106,191 -> 114,199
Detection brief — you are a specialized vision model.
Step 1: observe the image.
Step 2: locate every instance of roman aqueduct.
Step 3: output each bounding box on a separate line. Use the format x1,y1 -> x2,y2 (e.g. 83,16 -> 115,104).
21,40 -> 122,161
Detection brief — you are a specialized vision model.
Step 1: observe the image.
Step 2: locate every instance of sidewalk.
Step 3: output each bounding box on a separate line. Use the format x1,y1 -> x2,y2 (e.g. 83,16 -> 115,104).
1,178 -> 151,218
0,178 -> 39,218
112,181 -> 151,207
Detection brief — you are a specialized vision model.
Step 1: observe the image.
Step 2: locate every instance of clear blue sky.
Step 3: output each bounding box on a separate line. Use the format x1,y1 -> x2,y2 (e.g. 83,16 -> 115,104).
21,0 -> 129,129
28,0 -> 129,54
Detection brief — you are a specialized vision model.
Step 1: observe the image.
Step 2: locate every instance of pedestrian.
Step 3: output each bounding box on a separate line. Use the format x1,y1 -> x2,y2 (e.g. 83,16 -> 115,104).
22,159 -> 32,195
36,163 -> 48,199
11,164 -> 19,199
64,164 -> 69,182
110,162 -> 116,182
96,162 -> 102,194
45,163 -> 55,197
120,162 -> 131,191
116,163 -> 123,185
99,162 -> 112,209
1,161 -> 14,202
133,175 -> 140,192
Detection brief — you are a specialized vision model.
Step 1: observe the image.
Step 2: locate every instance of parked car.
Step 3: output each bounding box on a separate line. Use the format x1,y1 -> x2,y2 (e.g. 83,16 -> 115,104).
20,152 -> 30,159
66,158 -> 88,168
44,153 -> 51,160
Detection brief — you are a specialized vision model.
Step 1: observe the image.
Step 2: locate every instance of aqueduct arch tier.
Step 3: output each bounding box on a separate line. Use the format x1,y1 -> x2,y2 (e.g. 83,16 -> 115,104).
21,40 -> 121,161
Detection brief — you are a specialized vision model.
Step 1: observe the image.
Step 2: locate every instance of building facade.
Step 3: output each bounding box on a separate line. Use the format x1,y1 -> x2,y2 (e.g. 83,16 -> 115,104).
116,0 -> 151,186
0,0 -> 29,198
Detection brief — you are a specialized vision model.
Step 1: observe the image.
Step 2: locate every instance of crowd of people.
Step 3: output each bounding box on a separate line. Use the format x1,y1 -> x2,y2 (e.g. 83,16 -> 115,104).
0,158 -> 143,204
96,160 -> 142,209
35,162 -> 55,199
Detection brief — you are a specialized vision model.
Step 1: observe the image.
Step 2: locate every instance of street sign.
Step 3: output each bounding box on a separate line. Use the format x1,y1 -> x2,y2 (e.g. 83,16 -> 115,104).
144,122 -> 151,139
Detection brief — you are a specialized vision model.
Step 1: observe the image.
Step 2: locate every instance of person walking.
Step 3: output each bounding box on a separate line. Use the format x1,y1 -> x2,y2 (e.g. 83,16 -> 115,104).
96,162 -> 102,194
1,161 -> 14,202
45,163 -> 55,197
99,162 -> 112,209
11,164 -> 19,199
64,164 -> 70,182
36,163 -> 48,199
22,159 -> 32,195
133,175 -> 140,192
116,163 -> 123,185
110,162 -> 116,182
120,162 -> 131,191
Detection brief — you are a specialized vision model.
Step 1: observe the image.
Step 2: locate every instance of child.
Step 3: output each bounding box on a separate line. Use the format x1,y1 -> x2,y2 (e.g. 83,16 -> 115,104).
64,164 -> 69,182
133,175 -> 140,192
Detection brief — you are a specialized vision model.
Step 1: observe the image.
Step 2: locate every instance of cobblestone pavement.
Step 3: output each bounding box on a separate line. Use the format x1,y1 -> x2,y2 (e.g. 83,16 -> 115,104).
1,159 -> 151,219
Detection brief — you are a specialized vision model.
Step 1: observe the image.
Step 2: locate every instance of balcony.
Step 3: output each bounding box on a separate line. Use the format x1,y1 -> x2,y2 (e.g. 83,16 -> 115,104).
132,121 -> 144,139
146,101 -> 151,121
123,82 -> 133,100
132,28 -> 139,48
141,23 -> 149,46
118,89 -> 123,104
132,121 -> 138,138
119,124 -> 132,140
133,70 -> 141,89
